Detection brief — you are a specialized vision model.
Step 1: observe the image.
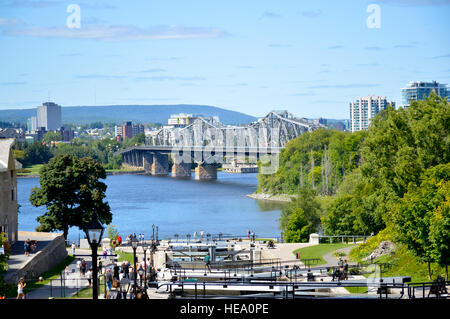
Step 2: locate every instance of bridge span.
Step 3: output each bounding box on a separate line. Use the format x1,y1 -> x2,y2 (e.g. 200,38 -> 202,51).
115,145 -> 282,180
115,111 -> 324,180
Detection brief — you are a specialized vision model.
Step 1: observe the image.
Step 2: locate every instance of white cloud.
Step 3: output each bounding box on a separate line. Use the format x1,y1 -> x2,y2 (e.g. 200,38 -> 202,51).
4,24 -> 227,41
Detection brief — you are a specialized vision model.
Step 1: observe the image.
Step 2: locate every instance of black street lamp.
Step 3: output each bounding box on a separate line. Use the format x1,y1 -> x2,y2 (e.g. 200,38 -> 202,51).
84,214 -> 104,300
119,277 -> 131,299
142,243 -> 149,292
131,236 -> 139,298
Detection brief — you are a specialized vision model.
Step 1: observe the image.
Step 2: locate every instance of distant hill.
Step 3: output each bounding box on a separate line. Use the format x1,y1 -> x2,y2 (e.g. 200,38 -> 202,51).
0,104 -> 257,126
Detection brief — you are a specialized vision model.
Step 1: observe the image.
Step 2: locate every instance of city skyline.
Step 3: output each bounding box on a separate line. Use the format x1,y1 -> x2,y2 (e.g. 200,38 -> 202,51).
0,0 -> 449,119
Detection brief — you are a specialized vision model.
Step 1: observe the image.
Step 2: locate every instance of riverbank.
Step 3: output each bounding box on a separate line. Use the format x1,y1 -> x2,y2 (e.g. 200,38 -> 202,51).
246,192 -> 296,202
17,167 -> 145,178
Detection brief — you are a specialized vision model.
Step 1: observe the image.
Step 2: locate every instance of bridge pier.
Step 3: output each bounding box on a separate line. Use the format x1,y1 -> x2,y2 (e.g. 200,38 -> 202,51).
143,153 -> 153,173
171,162 -> 191,178
151,153 -> 169,176
195,163 -> 217,181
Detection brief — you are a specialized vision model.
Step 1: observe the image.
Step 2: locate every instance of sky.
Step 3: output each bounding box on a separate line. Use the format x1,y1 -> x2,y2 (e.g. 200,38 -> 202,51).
0,0 -> 449,119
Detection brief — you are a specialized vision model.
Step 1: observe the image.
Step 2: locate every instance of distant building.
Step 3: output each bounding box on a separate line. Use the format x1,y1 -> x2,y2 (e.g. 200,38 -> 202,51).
37,102 -> 62,131
27,117 -> 37,132
60,126 -> 75,142
168,113 -> 197,127
115,121 -> 144,141
313,118 -> 327,126
401,81 -> 448,107
0,128 -> 25,142
350,95 -> 394,132
0,138 -> 21,245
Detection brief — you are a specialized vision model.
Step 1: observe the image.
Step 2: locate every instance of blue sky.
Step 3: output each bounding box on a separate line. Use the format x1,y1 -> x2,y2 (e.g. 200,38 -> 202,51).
0,0 -> 449,119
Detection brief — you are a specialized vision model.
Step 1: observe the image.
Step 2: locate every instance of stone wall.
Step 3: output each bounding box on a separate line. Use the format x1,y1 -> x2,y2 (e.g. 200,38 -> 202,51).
3,232 -> 68,284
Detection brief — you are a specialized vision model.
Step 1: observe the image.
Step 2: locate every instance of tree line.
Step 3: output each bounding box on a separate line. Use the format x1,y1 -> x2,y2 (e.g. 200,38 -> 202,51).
258,93 -> 449,278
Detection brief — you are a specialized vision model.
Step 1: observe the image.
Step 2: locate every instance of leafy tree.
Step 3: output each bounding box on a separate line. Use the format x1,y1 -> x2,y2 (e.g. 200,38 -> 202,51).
30,154 -> 112,239
42,131 -> 62,145
280,187 -> 321,236
283,208 -> 312,243
392,163 -> 450,279
23,141 -> 53,165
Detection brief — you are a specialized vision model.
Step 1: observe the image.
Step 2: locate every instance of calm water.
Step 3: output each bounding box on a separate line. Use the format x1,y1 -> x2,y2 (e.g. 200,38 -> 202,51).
17,172 -> 284,242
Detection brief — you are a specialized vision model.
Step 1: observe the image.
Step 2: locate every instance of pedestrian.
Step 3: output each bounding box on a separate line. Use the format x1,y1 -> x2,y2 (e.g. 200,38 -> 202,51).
251,231 -> 255,242
200,230 -> 204,240
117,235 -> 122,246
247,230 -> 250,239
80,259 -> 87,276
76,258 -> 82,275
193,231 -> 197,240
16,277 -> 26,299
343,260 -> 349,280
142,233 -> 145,243
25,239 -> 31,256
71,241 -> 76,255
105,268 -> 113,298
86,268 -> 92,287
98,259 -> 103,275
204,253 -> 211,272
64,266 -> 70,280
113,262 -> 120,280
31,240 -> 37,253
102,247 -> 107,260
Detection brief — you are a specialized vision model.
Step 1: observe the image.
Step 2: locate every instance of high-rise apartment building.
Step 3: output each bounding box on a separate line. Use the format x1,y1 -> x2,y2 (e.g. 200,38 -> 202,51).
350,95 -> 394,132
401,81 -> 448,107
37,102 -> 62,131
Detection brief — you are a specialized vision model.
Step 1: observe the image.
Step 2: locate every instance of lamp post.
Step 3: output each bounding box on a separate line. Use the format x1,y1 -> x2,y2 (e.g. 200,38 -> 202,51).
84,214 -> 104,300
152,224 -> 155,244
131,237 -> 139,298
142,243 -> 149,293
119,277 -> 131,299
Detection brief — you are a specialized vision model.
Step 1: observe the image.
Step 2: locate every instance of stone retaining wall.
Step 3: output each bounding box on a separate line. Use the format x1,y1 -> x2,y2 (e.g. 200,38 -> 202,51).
4,233 -> 68,284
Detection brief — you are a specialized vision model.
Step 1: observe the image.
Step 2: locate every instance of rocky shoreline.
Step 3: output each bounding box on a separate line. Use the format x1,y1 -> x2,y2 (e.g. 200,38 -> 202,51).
246,193 -> 296,202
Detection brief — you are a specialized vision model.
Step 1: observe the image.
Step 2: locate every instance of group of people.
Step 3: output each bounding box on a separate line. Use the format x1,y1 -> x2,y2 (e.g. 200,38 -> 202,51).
125,233 -> 147,245
331,257 -> 349,281
247,229 -> 256,242
104,257 -> 154,299
23,239 -> 37,256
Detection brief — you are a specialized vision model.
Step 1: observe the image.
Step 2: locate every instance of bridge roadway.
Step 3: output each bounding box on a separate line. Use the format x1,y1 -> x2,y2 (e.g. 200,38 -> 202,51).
115,145 -> 282,180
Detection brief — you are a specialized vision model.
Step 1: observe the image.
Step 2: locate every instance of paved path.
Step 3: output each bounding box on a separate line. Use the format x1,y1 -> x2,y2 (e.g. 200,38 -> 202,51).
262,242 -> 317,263
322,246 -> 355,267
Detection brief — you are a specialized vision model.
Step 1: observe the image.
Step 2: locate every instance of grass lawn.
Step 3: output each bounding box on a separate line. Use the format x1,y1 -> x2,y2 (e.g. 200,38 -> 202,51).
5,255 -> 75,298
17,164 -> 44,176
292,243 -> 356,265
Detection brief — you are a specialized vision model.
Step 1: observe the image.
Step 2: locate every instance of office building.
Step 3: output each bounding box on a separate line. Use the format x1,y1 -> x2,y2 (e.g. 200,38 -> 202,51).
350,95 -> 394,132
27,117 -> 37,132
37,102 -> 62,131
401,81 -> 448,107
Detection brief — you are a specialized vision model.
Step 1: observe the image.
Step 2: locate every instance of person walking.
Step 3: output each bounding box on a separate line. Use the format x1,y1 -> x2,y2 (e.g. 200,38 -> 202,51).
117,235 -> 122,247
343,260 -> 349,280
71,241 -> 76,255
76,258 -> 82,276
105,269 -> 113,298
80,259 -> 87,277
24,239 -> 31,257
17,278 -> 26,299
204,253 -> 211,273
86,268 -> 92,287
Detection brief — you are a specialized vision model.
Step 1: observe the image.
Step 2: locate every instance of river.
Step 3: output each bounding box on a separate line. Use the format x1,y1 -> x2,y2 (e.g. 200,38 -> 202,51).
17,172 -> 285,243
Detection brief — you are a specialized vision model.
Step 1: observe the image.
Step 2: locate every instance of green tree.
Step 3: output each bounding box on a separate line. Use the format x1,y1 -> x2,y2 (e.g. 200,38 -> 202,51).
283,208 -> 312,243
280,187 -> 321,234
30,154 -> 112,239
42,131 -> 62,145
392,163 -> 450,280
23,141 -> 53,165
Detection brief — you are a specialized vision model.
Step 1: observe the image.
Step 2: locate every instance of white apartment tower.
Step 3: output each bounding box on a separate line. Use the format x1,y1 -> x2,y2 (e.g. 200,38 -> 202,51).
350,95 -> 394,132
37,102 -> 62,131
